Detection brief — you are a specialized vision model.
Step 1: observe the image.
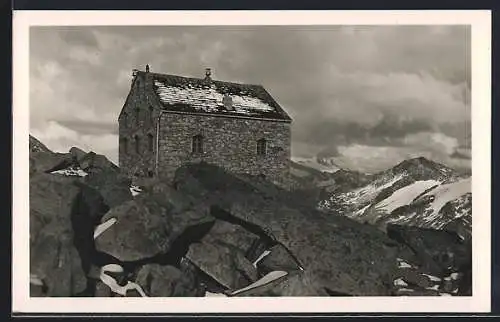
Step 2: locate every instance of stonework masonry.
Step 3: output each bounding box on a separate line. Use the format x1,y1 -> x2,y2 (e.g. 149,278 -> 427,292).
118,73 -> 160,178
156,113 -> 291,186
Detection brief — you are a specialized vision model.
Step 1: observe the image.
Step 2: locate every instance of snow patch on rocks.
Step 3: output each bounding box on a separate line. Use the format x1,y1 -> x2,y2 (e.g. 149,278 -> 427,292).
51,167 -> 88,177
130,185 -> 143,196
393,278 -> 408,287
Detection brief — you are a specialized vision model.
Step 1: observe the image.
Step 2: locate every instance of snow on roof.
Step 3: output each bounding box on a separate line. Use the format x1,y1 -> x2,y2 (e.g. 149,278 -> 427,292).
147,72 -> 291,121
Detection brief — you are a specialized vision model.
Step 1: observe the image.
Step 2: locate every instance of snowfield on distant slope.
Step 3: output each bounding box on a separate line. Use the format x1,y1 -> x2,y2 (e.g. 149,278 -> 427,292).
316,156 -> 471,234
338,174 -> 404,210
417,177 -> 471,227
374,179 -> 440,214
385,177 -> 471,229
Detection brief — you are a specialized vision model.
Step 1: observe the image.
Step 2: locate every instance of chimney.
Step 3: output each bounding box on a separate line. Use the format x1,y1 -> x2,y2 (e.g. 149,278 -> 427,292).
204,68 -> 212,82
223,95 -> 233,110
146,64 -> 150,73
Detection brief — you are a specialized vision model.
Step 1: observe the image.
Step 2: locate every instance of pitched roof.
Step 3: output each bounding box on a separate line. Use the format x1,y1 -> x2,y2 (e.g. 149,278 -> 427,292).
141,71 -> 292,122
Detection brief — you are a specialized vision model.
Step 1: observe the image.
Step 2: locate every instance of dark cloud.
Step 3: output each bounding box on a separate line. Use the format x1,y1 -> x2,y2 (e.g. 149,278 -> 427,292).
57,120 -> 118,135
450,148 -> 472,160
296,112 -> 434,149
57,27 -> 100,48
439,121 -> 471,148
29,25 -> 471,171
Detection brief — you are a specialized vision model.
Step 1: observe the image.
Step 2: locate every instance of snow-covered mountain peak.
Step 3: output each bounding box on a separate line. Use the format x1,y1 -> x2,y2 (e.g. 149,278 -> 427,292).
317,157 -> 471,239
388,157 -> 457,182
291,156 -> 340,174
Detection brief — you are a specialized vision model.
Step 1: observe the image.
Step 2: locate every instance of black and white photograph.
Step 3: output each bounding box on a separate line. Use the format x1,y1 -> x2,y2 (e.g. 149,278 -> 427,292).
13,10 -> 491,313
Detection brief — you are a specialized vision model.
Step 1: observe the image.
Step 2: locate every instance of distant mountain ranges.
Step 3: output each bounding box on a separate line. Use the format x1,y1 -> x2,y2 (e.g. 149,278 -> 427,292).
291,154 -> 471,240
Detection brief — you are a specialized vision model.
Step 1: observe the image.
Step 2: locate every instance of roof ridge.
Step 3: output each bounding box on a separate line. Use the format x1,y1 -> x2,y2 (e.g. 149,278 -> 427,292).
138,70 -> 264,88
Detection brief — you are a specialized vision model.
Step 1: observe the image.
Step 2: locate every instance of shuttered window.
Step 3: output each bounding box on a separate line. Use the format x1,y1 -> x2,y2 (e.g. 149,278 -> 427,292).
147,133 -> 154,152
134,135 -> 140,154
135,108 -> 140,126
122,112 -> 128,127
257,138 -> 267,156
120,137 -> 128,154
192,134 -> 204,153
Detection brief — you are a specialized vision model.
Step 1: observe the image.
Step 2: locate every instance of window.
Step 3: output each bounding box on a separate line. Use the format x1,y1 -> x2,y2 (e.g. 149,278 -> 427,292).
134,135 -> 140,154
149,105 -> 154,124
135,107 -> 140,126
120,137 -> 128,154
122,112 -> 128,127
192,134 -> 204,154
257,138 -> 267,156
147,133 -> 154,152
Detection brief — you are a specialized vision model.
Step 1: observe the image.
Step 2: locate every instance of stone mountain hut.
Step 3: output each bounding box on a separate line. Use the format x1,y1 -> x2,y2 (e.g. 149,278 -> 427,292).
118,65 -> 292,187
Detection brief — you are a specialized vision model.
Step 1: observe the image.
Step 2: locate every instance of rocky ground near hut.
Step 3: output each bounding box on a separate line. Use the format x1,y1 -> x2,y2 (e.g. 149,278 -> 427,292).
29,135 -> 472,297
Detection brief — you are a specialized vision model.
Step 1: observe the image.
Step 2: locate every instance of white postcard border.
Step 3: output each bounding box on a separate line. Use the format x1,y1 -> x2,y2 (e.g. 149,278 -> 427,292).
12,10 -> 492,313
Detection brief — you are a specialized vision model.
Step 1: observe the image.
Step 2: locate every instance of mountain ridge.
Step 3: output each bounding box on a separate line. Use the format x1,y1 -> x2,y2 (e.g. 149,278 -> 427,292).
315,155 -> 471,239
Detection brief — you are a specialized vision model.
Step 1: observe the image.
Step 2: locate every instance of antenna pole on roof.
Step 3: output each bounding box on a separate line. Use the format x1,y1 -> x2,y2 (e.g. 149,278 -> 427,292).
131,69 -> 138,84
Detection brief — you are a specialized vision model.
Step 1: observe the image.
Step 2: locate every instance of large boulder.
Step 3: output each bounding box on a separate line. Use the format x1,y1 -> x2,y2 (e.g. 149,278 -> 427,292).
30,173 -> 88,296
386,224 -> 472,275
94,281 -> 113,297
94,198 -> 172,263
83,170 -> 133,209
29,146 -> 74,176
29,135 -> 91,178
386,224 -> 472,295
135,264 -> 204,297
186,242 -> 257,291
181,218 -> 265,291
94,183 -> 214,263
199,219 -> 258,253
172,163 -> 408,296
258,243 -> 302,274
30,232 -> 87,297
78,151 -> 119,174
232,270 -> 327,297
69,147 -> 87,163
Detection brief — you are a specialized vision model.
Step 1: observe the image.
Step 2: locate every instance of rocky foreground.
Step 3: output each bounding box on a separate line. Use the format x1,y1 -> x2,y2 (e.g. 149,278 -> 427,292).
29,135 -> 472,297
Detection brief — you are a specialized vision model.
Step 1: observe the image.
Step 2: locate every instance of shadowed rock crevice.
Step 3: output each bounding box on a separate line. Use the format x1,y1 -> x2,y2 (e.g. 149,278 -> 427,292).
209,205 -> 276,245
209,205 -> 304,274
120,220 -> 218,270
324,287 -> 353,296
70,185 -> 109,272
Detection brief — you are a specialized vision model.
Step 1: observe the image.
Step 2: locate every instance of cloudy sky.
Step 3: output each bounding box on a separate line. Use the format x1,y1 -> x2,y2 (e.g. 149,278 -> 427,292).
30,25 -> 471,173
